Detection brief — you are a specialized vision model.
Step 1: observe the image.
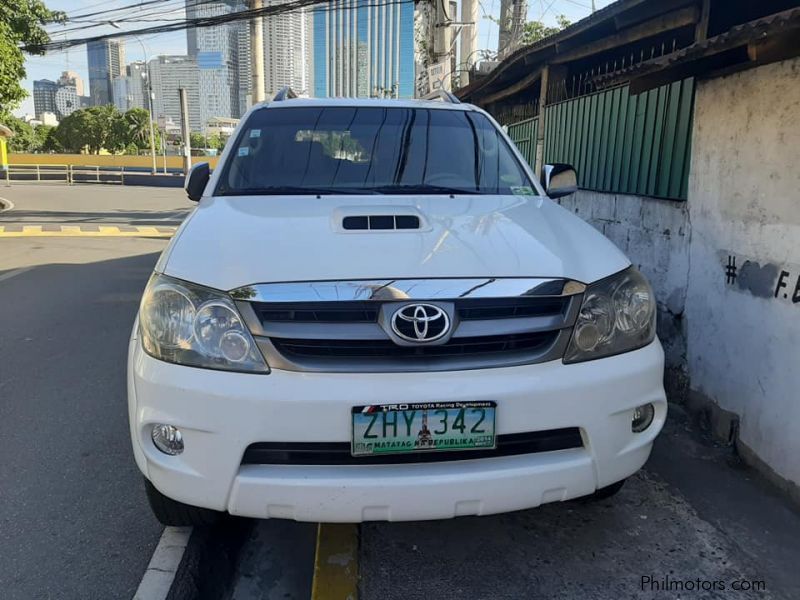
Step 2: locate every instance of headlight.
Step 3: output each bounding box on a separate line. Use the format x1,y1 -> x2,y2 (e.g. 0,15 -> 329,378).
139,273 -> 269,373
564,266 -> 656,363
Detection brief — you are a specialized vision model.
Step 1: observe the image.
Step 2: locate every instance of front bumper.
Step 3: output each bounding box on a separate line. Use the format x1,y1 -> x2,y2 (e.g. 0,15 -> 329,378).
128,336 -> 667,522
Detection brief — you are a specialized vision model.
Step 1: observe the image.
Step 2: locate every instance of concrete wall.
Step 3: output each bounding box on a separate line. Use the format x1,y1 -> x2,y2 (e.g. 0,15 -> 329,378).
556,191 -> 691,397
559,57 -> 800,496
684,58 -> 800,491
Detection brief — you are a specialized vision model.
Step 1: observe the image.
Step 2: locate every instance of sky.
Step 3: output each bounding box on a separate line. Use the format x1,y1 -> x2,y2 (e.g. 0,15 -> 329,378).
15,0 -> 614,117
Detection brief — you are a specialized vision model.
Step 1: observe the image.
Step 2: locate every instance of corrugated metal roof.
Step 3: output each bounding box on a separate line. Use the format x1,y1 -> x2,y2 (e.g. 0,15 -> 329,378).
594,6 -> 800,85
456,0 -> 651,100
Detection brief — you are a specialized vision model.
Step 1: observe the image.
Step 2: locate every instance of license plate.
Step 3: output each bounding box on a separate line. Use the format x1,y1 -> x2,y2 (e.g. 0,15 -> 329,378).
351,402 -> 497,457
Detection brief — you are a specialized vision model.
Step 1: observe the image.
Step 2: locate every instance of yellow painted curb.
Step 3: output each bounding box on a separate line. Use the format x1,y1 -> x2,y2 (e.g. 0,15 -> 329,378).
311,523 -> 359,600
0,225 -> 175,238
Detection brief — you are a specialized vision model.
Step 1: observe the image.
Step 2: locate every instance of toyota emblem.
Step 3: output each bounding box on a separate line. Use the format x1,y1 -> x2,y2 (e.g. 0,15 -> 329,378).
391,304 -> 450,343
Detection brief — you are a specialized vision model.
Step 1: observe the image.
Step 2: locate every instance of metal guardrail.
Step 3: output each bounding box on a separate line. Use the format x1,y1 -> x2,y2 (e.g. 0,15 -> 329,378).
4,164 -> 129,186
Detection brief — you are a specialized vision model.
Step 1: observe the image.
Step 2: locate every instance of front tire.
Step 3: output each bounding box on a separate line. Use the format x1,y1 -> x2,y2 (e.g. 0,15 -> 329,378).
588,478 -> 626,501
144,478 -> 222,526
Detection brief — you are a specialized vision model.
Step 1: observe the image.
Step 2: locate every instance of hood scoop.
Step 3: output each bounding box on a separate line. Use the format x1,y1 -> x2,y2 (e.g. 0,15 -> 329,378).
342,214 -> 421,231
333,206 -> 427,232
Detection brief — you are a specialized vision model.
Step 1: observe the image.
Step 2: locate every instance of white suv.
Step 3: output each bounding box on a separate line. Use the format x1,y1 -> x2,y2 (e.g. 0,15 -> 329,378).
129,93 -> 666,525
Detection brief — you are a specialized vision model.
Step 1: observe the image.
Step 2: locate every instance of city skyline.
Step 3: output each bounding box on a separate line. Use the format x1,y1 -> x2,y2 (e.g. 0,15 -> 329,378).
15,0 -> 607,117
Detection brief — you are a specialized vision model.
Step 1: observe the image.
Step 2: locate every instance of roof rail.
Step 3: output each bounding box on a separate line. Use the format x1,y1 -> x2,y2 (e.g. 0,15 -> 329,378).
422,89 -> 461,104
273,87 -> 298,101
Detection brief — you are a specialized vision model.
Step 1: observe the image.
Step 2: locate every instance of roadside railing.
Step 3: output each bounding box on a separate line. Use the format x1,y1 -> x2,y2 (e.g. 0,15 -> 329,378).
4,164 -> 70,184
4,164 -> 139,186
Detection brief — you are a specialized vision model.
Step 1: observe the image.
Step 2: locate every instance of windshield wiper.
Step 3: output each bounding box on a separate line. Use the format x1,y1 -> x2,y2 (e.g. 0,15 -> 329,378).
219,186 -> 377,196
368,184 -> 481,195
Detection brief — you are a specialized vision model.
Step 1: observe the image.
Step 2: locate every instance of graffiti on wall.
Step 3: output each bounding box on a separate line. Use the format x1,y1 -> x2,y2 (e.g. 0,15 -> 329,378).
722,252 -> 800,304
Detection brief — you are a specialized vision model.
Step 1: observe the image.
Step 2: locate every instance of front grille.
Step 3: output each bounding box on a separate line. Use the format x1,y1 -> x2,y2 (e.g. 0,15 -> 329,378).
251,296 -> 570,324
456,297 -> 569,320
240,279 -> 582,372
241,428 -> 584,465
254,301 -> 379,323
271,331 -> 558,359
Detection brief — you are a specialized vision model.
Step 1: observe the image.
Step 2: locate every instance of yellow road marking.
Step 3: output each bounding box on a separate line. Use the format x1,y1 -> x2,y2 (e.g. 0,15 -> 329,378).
311,523 -> 359,600
0,225 -> 175,238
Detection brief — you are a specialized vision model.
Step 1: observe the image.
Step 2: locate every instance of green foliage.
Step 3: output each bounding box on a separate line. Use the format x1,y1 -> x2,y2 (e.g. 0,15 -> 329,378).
189,132 -> 207,149
207,133 -> 225,151
0,1 -> 64,119
40,125 -> 61,152
3,115 -> 56,152
123,108 -> 157,150
521,15 -> 570,45
51,105 -> 161,154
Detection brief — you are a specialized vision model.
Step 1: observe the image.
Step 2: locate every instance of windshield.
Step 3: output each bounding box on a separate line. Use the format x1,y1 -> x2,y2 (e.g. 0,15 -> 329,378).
215,106 -> 537,196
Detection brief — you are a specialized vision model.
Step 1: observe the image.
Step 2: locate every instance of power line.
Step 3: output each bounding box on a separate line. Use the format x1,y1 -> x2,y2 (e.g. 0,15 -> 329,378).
38,0 -> 417,51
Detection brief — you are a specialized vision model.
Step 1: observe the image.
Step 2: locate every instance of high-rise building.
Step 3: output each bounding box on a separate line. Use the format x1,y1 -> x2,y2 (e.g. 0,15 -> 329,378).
148,55 -> 202,132
33,79 -> 58,118
313,0 -> 414,99
186,0 -> 251,120
33,79 -> 79,120
58,71 -> 85,96
126,62 -> 149,111
54,86 -> 79,120
263,0 -> 313,97
232,18 -> 252,115
112,76 -> 129,111
87,39 -> 126,106
193,1 -> 240,125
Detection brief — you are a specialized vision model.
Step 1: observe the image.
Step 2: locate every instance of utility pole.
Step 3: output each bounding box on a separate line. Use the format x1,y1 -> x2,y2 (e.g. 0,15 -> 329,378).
433,0 -> 453,91
459,0 -> 478,87
498,0 -> 512,58
146,76 -> 157,175
250,0 -> 266,103
179,87 -> 192,174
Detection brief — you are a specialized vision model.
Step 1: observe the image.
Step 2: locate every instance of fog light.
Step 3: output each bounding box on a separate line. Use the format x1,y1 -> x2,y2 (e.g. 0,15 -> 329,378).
151,424 -> 184,455
631,403 -> 655,433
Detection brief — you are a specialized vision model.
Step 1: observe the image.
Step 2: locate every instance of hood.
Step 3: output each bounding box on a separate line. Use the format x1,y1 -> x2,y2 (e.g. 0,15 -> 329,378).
160,194 -> 630,291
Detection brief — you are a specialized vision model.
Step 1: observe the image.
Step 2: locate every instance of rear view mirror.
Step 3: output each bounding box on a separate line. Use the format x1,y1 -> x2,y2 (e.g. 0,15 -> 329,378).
185,162 -> 210,201
542,164 -> 577,199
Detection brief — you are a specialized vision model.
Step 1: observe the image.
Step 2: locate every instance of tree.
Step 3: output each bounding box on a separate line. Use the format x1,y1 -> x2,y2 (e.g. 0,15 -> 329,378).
53,105 -> 126,154
40,125 -> 62,152
207,133 -> 225,152
53,110 -> 92,153
0,1 -> 64,120
521,15 -> 571,46
122,108 -> 158,151
5,116 -> 36,152
190,132 -> 208,150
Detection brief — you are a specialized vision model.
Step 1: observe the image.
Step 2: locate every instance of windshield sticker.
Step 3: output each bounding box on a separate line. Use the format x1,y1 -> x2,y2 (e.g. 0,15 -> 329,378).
237,147 -> 249,157
249,129 -> 261,138
511,186 -> 535,196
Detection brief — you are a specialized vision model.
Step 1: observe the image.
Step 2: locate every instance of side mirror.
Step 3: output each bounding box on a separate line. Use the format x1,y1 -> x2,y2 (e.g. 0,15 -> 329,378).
542,163 -> 577,199
185,162 -> 210,202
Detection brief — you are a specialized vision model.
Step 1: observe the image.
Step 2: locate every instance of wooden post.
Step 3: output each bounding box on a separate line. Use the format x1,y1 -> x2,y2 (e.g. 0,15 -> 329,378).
533,66 -> 549,180
696,0 -> 711,42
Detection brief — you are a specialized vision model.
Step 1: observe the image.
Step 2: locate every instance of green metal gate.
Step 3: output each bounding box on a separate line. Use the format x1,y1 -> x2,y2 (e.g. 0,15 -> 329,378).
506,117 -> 539,172
507,79 -> 695,200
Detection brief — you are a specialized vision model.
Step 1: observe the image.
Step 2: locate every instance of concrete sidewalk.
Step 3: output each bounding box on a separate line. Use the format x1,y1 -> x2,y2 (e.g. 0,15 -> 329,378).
360,406 -> 800,600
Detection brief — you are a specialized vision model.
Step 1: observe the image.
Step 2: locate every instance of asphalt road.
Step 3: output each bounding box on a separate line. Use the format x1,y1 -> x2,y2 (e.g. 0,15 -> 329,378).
3,184 -> 800,600
360,409 -> 800,600
0,185 -> 189,599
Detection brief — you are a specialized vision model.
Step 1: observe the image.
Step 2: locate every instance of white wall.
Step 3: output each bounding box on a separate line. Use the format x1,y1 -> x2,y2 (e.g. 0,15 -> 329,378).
556,191 -> 690,394
685,57 -> 800,488
556,58 -> 800,493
